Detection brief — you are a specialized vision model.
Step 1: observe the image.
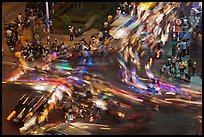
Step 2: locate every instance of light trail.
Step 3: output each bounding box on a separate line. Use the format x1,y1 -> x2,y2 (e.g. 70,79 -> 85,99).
164,98 -> 202,105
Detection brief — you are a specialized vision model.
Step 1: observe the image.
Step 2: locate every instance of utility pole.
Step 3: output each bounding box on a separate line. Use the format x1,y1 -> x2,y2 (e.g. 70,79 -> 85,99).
45,2 -> 50,44
45,2 -> 50,34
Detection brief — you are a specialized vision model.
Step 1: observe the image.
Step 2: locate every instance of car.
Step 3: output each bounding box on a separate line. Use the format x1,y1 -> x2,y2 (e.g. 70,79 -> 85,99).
7,94 -> 28,121
45,123 -> 92,135
13,96 -> 31,123
37,123 -> 92,135
14,96 -> 41,123
23,97 -> 40,120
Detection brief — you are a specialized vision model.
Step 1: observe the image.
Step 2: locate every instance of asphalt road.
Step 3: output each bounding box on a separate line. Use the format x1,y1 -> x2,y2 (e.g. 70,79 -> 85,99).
2,2 -> 202,135
2,57 -> 201,135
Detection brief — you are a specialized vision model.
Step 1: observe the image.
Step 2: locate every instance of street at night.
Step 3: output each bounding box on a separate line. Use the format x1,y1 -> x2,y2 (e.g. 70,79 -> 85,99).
2,2 -> 202,135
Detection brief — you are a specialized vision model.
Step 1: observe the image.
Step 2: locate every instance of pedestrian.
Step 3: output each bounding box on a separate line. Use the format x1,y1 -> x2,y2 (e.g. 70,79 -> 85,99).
172,38 -> 177,57
183,61 -> 188,71
69,26 -> 74,41
186,40 -> 190,55
160,64 -> 165,75
187,58 -> 193,76
17,13 -> 22,23
43,24 -> 46,33
179,61 -> 185,78
192,61 -> 196,76
177,43 -> 182,61
16,40 -> 23,52
171,65 -> 176,77
180,11 -> 184,18
78,26 -> 83,35
25,40 -> 30,48
168,58 -> 172,74
6,29 -> 12,38
18,23 -> 23,36
61,42 -> 65,49
164,59 -> 170,77
49,18 -> 53,31
183,16 -> 189,26
47,35 -> 50,45
14,30 -> 18,41
171,56 -> 177,70
181,39 -> 187,57
197,33 -> 202,40
53,37 -> 58,46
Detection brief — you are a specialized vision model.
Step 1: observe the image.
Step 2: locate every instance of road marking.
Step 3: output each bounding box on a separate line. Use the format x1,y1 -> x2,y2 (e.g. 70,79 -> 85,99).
14,82 -> 22,84
70,122 -> 109,127
100,127 -> 112,130
27,83 -> 33,86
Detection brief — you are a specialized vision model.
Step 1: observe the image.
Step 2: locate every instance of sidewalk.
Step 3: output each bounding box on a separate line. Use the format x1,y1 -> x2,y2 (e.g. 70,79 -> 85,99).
152,45 -> 202,92
2,2 -> 27,63
40,29 -> 99,47
21,28 -> 100,68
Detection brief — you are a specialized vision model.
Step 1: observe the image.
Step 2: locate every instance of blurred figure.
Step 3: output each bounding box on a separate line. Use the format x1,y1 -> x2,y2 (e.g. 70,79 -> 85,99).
186,39 -> 190,55
192,61 -> 196,76
17,13 -> 23,23
172,38 -> 177,57
6,29 -> 12,38
25,40 -> 30,47
187,58 -> 193,76
49,18 -> 53,31
177,43 -> 182,61
181,39 -> 187,57
47,35 -> 50,45
78,26 -> 83,35
179,61 -> 185,78
69,26 -> 74,41
171,56 -> 177,70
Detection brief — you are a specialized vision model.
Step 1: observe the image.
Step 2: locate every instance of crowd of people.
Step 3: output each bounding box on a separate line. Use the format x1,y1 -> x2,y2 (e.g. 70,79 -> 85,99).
4,5 -> 39,52
160,10 -> 200,82
4,2 -> 201,82
21,27 -> 113,64
115,2 -> 135,19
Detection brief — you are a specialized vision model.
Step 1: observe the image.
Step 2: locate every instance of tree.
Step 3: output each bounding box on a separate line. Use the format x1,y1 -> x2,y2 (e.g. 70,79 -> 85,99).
79,2 -> 84,16
100,2 -> 107,9
61,15 -> 71,29
76,2 -> 79,15
75,2 -> 84,16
